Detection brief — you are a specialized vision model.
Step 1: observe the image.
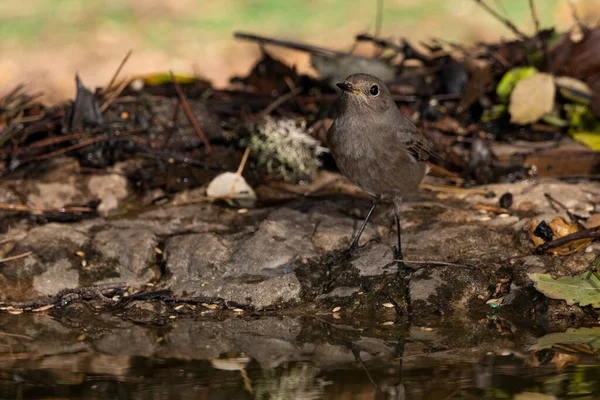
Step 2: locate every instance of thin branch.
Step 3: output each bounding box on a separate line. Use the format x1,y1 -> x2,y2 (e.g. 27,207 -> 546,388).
0,251 -> 32,264
235,147 -> 251,177
568,0 -> 584,29
260,87 -> 303,116
536,225 -> 600,253
544,192 -> 585,229
395,259 -> 477,268
170,71 -> 213,152
100,77 -> 131,112
375,0 -> 384,38
34,136 -> 104,160
420,183 -> 493,196
162,101 -> 181,149
0,203 -> 93,213
472,0 -> 527,39
0,332 -> 33,340
529,0 -> 540,35
103,49 -> 133,95
231,147 -> 252,194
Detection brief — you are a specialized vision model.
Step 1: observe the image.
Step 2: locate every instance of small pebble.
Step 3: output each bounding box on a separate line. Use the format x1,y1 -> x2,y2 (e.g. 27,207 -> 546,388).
498,213 -> 510,218
499,192 -> 513,209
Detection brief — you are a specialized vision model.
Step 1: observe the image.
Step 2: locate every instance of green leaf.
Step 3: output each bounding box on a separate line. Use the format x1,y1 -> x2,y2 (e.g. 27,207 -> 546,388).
528,272 -> 600,307
565,103 -> 600,133
531,327 -> 600,353
481,104 -> 506,122
496,67 -> 537,103
572,132 -> 600,151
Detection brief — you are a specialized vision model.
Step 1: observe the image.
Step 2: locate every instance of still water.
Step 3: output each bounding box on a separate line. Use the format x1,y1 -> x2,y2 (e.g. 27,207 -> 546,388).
1,312 -> 599,399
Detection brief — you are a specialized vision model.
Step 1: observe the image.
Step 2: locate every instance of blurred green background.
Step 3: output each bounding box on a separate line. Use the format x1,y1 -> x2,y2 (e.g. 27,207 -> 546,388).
1,0 -> 598,103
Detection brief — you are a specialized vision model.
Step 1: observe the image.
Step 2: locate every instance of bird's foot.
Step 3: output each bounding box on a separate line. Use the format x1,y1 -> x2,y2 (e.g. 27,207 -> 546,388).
332,240 -> 371,264
388,246 -> 413,274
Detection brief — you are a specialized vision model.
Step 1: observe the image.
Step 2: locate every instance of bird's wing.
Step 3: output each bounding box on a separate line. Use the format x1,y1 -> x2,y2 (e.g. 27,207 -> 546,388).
398,126 -> 431,162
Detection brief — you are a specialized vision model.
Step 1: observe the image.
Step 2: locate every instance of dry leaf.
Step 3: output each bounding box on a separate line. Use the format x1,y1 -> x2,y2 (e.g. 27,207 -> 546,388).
206,172 -> 257,208
509,73 -> 556,125
525,218 -> 546,248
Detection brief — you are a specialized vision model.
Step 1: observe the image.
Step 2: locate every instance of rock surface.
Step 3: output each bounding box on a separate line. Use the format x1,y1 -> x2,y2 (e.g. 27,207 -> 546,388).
1,170 -> 599,321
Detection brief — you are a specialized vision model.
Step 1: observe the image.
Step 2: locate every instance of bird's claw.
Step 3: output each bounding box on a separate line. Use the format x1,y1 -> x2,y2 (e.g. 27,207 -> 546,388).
332,240 -> 371,264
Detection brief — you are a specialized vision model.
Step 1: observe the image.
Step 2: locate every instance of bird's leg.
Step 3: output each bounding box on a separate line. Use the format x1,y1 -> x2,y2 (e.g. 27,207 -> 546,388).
348,200 -> 378,252
393,214 -> 403,261
335,199 -> 378,263
392,197 -> 407,269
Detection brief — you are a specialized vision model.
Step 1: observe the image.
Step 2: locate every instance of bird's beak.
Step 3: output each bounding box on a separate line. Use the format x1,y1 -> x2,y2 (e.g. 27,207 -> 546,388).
336,82 -> 361,95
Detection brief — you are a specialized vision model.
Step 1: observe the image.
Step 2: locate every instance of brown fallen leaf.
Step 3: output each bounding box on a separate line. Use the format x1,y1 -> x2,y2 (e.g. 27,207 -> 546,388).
525,218 -> 546,248
526,216 -> 594,255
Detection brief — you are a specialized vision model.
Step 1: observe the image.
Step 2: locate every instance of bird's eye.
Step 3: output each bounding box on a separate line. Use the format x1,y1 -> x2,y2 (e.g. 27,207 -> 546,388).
369,85 -> 379,96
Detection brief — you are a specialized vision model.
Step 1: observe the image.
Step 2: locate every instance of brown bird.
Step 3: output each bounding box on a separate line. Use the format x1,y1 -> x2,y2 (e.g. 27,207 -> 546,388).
327,73 -> 431,263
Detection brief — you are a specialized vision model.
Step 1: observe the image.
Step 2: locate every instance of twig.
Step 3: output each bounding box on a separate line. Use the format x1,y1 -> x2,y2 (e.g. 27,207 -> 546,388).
394,259 -> 477,268
235,147 -> 251,178
568,0 -> 584,29
284,76 -> 307,114
103,49 -> 133,95
529,0 -> 540,35
234,32 -> 340,57
260,87 -> 303,116
231,147 -> 252,194
0,251 -> 32,264
543,192 -> 584,229
0,203 -> 93,213
34,136 -> 104,160
356,34 -> 404,52
100,77 -> 131,112
162,102 -> 181,149
170,71 -> 213,152
536,225 -> 600,253
472,0 -> 527,39
0,332 -> 33,340
375,0 -> 384,38
420,183 -> 494,196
